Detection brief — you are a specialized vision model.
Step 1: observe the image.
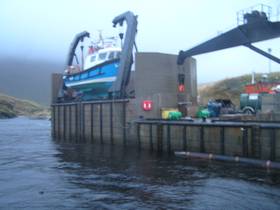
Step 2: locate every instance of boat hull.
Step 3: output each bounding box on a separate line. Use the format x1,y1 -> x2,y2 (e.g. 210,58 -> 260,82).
64,59 -> 119,100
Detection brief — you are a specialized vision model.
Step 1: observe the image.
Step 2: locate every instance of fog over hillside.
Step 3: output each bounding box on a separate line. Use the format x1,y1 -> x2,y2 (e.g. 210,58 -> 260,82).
0,56 -> 63,105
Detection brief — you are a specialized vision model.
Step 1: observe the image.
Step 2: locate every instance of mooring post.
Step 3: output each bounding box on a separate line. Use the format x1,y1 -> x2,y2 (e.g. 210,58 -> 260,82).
200,126 -> 205,153
99,103 -> 103,144
67,105 -> 70,141
57,105 -> 61,141
122,102 -> 127,146
69,105 -> 72,142
270,128 -> 276,161
137,123 -> 141,149
220,127 -> 225,155
110,102 -> 114,144
63,105 -> 66,141
258,127 -> 262,159
242,128 -> 249,157
167,125 -> 171,153
78,102 -> 82,142
90,103 -> 94,143
251,126 -> 255,157
75,103 -> 79,143
51,105 -> 56,138
149,124 -> 153,151
82,104 -> 86,142
251,125 -> 261,158
157,124 -> 163,153
183,126 -> 187,151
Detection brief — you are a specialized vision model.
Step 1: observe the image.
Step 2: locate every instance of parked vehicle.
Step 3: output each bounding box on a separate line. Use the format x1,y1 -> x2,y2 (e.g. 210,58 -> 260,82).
240,77 -> 280,114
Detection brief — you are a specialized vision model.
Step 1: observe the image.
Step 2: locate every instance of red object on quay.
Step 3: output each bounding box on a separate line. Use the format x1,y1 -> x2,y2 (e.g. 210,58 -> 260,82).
178,84 -> 185,92
245,82 -> 280,94
142,100 -> 153,111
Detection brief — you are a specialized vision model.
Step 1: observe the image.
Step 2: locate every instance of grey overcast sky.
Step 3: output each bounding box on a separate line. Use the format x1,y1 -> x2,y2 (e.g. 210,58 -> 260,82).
0,0 -> 280,83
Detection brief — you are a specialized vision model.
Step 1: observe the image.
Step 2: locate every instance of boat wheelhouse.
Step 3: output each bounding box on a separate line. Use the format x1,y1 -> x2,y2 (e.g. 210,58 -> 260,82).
63,46 -> 122,100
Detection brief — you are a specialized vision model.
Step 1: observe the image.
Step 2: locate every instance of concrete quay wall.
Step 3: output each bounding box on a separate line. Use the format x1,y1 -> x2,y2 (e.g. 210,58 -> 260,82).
52,101 -> 280,162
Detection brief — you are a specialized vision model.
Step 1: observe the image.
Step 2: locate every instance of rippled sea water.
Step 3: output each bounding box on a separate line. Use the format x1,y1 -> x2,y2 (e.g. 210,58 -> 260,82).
0,117 -> 279,210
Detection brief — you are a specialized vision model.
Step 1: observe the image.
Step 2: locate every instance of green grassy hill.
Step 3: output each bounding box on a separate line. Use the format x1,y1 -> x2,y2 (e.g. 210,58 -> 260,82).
198,72 -> 280,107
0,93 -> 49,119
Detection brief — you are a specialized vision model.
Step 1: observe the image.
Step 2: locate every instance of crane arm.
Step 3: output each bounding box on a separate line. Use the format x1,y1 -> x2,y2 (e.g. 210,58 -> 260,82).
108,11 -> 138,98
65,31 -> 90,67
177,14 -> 280,65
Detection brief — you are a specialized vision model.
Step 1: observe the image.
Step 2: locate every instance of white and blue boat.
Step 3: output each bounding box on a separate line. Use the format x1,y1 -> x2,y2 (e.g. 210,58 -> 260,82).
61,11 -> 138,101
63,46 -> 121,100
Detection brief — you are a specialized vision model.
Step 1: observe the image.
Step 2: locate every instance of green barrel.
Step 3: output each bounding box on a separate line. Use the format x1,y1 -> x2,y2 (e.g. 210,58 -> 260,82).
196,108 -> 210,118
240,93 -> 262,111
168,111 -> 182,120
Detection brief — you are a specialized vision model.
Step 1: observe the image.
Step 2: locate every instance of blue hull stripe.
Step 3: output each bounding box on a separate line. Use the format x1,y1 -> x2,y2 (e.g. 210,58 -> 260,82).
64,60 -> 119,92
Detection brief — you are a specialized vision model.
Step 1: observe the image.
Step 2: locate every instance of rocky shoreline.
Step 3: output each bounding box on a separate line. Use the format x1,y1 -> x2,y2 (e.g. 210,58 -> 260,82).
0,93 -> 50,119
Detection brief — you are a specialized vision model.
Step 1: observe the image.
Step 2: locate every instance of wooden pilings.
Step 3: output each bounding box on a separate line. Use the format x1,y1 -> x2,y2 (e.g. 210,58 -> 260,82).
149,124 -> 153,151
90,104 -> 94,143
122,102 -> 127,146
52,99 -> 129,145
200,126 -> 205,153
157,124 -> 163,152
242,128 -> 249,157
220,127 -> 225,155
270,128 -> 276,161
134,120 -> 280,161
182,126 -> 187,151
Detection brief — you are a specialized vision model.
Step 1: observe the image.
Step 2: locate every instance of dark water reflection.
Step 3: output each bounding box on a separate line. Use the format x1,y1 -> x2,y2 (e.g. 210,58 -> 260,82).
0,117 -> 279,209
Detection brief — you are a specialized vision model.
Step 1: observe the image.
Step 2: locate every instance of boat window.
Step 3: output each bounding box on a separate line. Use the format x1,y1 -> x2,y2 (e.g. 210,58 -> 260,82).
108,52 -> 114,60
89,70 -> 97,77
81,72 -> 88,79
90,55 -> 96,62
98,53 -> 107,60
69,76 -> 74,81
249,94 -> 258,100
74,75 -> 80,81
115,52 -> 121,59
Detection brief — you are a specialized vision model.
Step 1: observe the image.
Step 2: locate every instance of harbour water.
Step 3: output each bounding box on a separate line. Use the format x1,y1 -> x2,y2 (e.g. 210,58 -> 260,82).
0,117 -> 279,209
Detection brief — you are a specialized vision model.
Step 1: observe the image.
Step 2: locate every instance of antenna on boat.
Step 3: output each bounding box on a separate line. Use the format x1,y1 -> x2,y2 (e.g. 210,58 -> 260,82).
98,30 -> 104,48
79,34 -> 88,71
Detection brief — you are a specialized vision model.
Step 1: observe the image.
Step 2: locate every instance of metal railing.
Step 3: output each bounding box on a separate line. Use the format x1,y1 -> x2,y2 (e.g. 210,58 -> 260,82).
236,4 -> 272,25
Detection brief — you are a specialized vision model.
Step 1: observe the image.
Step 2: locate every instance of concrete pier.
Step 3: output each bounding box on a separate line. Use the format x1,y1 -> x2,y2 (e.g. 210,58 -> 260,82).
52,101 -> 280,162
